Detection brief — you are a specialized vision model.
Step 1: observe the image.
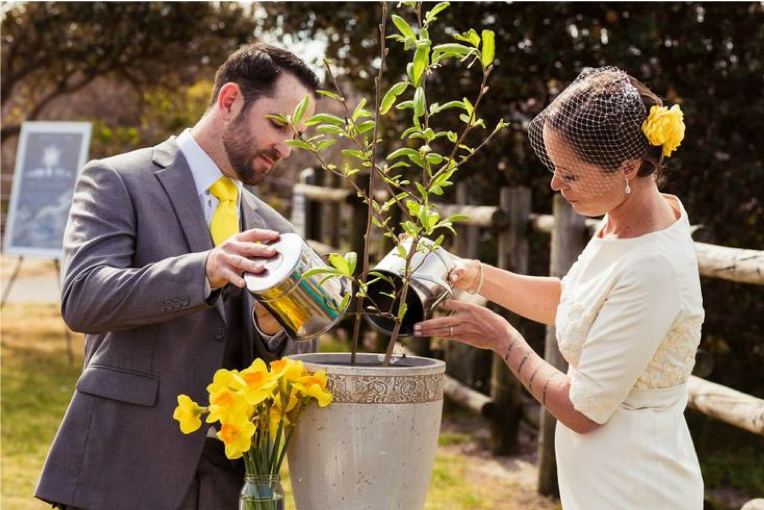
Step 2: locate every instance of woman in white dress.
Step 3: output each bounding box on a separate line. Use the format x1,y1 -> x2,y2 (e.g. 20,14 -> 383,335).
414,67 -> 704,509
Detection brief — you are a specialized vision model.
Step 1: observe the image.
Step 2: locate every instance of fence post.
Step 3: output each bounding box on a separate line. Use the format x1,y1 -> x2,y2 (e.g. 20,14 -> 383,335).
446,182 -> 492,391
291,168 -> 314,238
489,186 -> 531,454
322,172 -> 342,249
537,194 -> 586,496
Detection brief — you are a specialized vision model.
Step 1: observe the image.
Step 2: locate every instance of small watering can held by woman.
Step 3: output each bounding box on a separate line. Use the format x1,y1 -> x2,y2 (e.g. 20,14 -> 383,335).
365,236 -> 456,337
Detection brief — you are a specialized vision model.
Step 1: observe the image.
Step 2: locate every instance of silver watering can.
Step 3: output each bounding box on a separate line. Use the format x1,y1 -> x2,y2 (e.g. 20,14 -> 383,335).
365,237 -> 456,337
244,233 -> 351,341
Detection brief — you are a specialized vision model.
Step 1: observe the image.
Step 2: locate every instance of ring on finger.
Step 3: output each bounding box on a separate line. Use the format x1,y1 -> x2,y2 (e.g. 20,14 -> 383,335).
449,325 -> 454,336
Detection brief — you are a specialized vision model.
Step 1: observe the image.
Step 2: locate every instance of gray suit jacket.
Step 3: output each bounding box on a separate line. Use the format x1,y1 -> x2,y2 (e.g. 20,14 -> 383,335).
36,137 -> 315,509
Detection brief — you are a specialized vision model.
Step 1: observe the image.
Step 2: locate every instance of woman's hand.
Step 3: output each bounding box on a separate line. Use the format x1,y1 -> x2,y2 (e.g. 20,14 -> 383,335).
448,258 -> 482,293
413,299 -> 518,353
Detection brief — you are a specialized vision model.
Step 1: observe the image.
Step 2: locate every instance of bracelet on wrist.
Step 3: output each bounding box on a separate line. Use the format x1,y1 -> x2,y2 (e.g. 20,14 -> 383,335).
467,260 -> 484,295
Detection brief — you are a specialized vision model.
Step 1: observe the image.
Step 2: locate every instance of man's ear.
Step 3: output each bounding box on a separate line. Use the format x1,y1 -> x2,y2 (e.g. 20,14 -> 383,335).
217,82 -> 242,118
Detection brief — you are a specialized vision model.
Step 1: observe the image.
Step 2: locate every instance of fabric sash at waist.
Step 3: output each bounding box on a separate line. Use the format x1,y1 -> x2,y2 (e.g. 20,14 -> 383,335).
621,383 -> 688,413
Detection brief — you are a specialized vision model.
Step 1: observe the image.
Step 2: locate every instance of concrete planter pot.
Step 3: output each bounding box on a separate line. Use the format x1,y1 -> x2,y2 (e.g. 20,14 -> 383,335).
286,352 -> 446,510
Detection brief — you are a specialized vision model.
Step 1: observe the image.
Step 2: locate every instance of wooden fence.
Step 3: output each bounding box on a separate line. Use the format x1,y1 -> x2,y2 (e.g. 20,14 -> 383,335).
287,170 -> 764,501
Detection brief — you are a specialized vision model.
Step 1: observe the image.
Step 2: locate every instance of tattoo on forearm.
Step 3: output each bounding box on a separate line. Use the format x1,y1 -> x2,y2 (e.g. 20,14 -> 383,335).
502,341 -> 516,364
516,353 -> 530,376
542,374 -> 560,406
528,365 -> 542,392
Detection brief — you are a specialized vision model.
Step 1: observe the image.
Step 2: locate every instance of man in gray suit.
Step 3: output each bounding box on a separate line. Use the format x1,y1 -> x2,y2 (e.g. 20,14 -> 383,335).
36,43 -> 319,510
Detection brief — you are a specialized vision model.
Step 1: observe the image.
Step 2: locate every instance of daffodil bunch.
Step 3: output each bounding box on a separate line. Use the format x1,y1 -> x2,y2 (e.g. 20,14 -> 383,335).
173,357 -> 332,477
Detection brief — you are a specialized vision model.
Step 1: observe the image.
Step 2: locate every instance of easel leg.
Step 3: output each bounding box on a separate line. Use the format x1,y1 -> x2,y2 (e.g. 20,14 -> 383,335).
53,259 -> 74,365
1,256 -> 24,309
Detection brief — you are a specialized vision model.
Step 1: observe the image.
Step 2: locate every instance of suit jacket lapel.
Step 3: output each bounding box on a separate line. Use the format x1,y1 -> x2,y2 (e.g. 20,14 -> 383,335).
153,138 -> 226,321
240,191 -> 266,231
153,138 -> 213,253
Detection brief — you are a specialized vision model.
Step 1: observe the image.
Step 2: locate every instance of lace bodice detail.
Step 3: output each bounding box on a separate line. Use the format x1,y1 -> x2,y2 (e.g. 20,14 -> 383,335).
556,284 -> 703,389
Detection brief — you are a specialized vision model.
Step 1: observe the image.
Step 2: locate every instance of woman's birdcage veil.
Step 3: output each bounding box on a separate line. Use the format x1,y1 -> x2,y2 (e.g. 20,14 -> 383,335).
528,67 -> 656,199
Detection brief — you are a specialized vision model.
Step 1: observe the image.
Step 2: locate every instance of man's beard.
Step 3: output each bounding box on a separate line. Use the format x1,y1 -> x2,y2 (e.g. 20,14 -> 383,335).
221,115 -> 278,186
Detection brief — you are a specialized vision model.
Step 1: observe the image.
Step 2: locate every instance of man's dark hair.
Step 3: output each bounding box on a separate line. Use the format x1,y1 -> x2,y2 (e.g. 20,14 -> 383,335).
210,42 -> 319,110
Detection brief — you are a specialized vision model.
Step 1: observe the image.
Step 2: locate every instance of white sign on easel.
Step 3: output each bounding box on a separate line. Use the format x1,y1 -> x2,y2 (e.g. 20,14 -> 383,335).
3,121 -> 92,258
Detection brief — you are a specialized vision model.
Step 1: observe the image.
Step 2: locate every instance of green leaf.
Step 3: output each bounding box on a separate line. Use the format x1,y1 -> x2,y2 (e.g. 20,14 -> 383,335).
412,41 -> 430,86
397,302 -> 408,321
396,100 -> 415,110
357,120 -> 376,134
387,147 -> 420,160
413,87 -> 425,118
447,213 -> 470,223
431,100 -> 467,114
380,81 -> 409,115
430,185 -> 444,196
266,113 -> 289,126
462,97 -> 474,115
317,89 -> 343,101
481,30 -> 495,69
414,182 -> 427,198
305,113 -> 345,127
292,95 -> 309,125
286,139 -> 314,151
328,253 -> 351,276
446,131 -> 458,143
425,1 -> 450,23
301,267 -> 343,280
391,14 -> 416,41
431,43 -> 473,64
426,152 -> 444,165
316,139 -> 337,152
400,126 -> 420,139
352,98 -> 368,121
344,251 -> 358,275
406,200 -> 421,217
316,124 -> 344,135
384,160 -> 411,172
339,292 -> 351,312
342,149 -> 368,160
454,28 -> 481,47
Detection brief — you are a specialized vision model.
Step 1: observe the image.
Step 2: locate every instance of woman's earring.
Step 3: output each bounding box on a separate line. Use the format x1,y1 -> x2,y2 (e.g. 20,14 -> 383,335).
625,180 -> 631,195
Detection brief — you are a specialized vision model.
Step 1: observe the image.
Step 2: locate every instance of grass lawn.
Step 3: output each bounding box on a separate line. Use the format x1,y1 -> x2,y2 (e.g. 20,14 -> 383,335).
1,303 -> 559,510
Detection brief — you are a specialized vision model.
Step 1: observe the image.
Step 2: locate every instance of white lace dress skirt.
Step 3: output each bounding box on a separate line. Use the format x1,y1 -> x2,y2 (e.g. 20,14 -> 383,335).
555,379 -> 703,510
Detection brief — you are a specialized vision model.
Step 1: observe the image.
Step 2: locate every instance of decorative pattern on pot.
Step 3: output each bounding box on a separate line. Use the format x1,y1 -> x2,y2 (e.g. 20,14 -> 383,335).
327,373 -> 444,404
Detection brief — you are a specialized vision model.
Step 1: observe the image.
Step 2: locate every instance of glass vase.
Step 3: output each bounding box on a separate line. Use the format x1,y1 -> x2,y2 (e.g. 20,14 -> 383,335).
239,474 -> 285,510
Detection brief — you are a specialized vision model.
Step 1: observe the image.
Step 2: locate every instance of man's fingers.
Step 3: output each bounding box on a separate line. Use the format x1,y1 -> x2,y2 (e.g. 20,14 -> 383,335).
237,228 -> 280,243
226,240 -> 278,259
221,252 -> 265,274
220,267 -> 246,288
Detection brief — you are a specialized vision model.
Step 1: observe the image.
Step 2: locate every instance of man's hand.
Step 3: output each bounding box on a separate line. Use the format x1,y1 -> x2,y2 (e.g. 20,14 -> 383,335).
205,229 -> 280,290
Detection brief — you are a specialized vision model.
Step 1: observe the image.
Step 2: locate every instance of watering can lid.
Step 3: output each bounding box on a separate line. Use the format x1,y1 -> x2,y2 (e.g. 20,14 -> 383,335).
243,232 -> 304,293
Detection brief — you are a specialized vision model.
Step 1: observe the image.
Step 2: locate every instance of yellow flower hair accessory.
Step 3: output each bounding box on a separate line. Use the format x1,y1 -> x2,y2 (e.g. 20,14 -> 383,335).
641,104 -> 685,157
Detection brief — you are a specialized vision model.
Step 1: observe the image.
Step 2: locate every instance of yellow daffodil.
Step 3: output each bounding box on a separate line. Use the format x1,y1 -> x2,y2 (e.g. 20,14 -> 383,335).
173,395 -> 205,434
269,358 -> 306,382
217,420 -> 256,459
206,368 -> 246,396
294,371 -> 333,408
641,104 -> 685,157
206,387 -> 252,425
240,358 -> 278,406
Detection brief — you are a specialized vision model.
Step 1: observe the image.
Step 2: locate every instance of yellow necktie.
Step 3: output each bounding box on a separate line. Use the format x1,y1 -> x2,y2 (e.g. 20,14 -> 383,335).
208,177 -> 239,246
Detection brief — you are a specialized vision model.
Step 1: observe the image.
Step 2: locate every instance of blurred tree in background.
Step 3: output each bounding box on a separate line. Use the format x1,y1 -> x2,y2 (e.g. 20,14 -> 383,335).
1,2 -> 257,153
